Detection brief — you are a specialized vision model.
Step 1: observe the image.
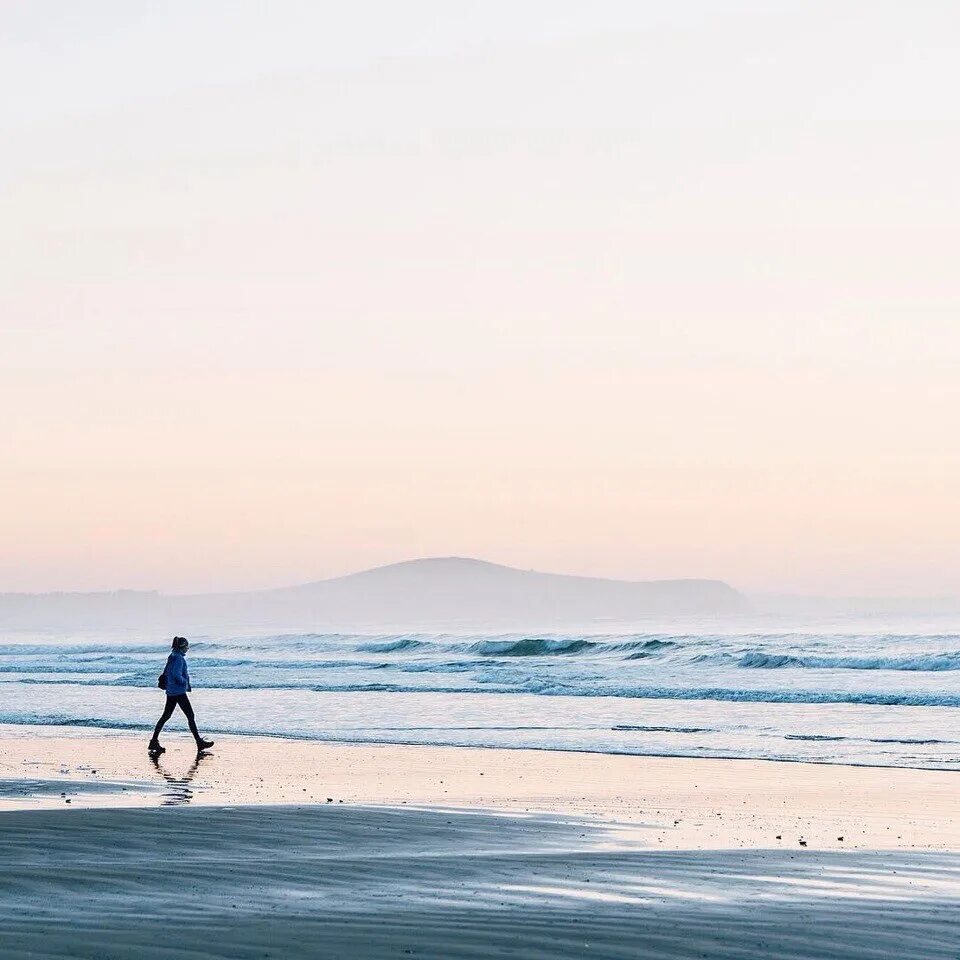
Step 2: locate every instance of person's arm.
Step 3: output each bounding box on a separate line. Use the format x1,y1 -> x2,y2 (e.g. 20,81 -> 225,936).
172,654 -> 188,689
185,660 -> 191,693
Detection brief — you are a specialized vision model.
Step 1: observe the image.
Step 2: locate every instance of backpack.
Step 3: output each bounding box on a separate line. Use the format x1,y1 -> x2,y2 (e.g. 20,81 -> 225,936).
157,666 -> 167,690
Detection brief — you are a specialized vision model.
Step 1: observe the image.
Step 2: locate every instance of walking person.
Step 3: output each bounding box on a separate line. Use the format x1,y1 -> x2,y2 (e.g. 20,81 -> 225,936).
149,636 -> 214,754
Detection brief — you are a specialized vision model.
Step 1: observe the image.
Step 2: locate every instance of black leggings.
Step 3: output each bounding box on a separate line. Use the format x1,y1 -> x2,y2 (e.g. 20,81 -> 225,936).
152,694 -> 201,742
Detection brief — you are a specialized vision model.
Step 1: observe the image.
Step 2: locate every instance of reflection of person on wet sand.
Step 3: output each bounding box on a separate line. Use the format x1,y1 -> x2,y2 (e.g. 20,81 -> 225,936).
149,636 -> 214,754
149,751 -> 208,806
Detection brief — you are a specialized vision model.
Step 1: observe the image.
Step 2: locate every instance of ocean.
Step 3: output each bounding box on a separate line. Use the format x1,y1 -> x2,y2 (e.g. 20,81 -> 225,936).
3,619 -> 959,769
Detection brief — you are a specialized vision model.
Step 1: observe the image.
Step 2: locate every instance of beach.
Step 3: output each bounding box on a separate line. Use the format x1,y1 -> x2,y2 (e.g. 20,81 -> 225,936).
6,0 -> 959,955
2,729 -> 958,958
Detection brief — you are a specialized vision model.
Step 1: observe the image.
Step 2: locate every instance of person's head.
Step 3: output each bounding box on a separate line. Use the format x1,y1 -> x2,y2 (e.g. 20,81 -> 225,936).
171,636 -> 189,654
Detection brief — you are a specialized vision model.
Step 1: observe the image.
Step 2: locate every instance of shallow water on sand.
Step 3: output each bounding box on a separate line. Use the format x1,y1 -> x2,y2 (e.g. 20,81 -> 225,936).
3,803 -> 959,960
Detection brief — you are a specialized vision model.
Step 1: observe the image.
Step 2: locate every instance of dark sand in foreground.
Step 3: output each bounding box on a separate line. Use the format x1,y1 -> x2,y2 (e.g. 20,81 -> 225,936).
1,728 -> 958,958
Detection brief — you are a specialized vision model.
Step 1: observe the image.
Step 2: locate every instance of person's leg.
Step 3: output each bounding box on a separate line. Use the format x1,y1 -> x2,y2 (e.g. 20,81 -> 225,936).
151,697 -> 177,743
174,694 -> 202,743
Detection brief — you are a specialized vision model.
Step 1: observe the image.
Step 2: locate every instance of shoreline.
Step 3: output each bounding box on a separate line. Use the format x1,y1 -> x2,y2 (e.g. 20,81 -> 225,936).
2,727 -> 959,958
3,718 -> 958,775
1,725 -> 958,849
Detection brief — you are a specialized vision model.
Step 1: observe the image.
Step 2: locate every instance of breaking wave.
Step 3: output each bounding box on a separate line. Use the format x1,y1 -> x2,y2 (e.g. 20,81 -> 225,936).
470,637 -> 598,656
3,630 -> 960,714
738,651 -> 960,671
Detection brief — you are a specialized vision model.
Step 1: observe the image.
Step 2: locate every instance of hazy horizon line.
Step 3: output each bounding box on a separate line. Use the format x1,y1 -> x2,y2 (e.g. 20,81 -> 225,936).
2,554 -> 959,603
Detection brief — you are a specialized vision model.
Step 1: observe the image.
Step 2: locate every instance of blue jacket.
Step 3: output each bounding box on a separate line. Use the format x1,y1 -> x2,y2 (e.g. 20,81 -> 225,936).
164,652 -> 191,696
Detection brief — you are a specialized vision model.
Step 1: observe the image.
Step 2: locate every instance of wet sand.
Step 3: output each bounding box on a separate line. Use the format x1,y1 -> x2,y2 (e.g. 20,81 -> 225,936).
1,727 -> 958,958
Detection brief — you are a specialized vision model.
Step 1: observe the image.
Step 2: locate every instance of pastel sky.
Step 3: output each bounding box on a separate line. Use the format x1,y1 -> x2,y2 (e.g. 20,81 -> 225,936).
2,2 -> 958,596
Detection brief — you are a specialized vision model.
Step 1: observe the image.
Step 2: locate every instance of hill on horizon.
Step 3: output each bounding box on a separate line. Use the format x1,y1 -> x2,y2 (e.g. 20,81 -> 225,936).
0,557 -> 747,630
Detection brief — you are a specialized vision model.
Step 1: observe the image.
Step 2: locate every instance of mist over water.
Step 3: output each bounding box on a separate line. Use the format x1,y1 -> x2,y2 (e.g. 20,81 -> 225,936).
3,621 -> 959,769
